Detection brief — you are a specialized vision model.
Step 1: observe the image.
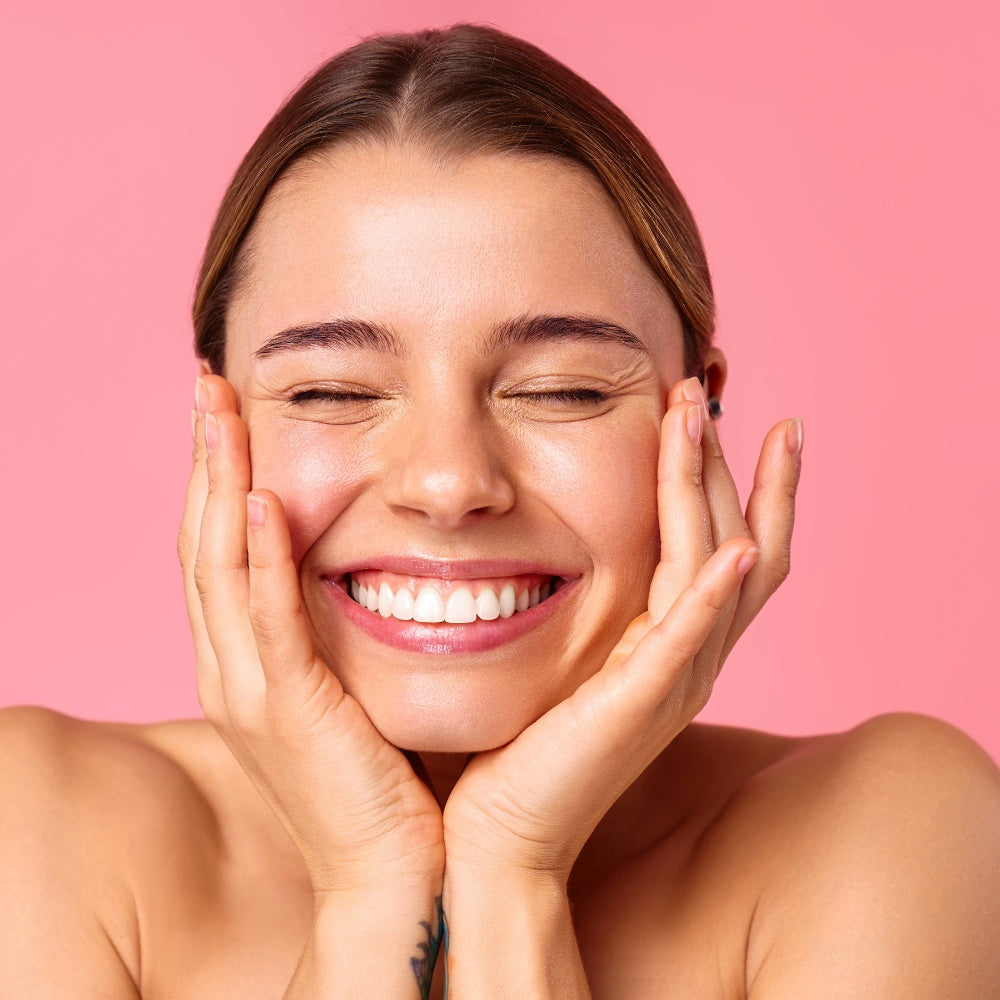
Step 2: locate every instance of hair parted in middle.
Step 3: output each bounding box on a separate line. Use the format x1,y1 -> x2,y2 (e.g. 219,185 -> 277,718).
193,23 -> 715,377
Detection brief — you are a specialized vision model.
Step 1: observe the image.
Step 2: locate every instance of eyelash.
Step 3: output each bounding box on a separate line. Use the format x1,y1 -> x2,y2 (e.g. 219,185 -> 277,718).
518,389 -> 608,405
287,388 -> 379,405
288,388 -> 607,405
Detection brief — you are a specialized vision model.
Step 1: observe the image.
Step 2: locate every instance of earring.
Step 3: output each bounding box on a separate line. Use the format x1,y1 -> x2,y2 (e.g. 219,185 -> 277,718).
708,396 -> 723,420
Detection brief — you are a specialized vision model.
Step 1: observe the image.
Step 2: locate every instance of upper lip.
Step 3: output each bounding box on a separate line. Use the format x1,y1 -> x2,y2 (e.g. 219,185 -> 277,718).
324,555 -> 582,581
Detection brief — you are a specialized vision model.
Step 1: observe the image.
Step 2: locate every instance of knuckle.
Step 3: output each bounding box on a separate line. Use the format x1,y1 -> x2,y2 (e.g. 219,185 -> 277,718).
668,627 -> 703,665
177,520 -> 202,569
247,546 -> 274,572
769,551 -> 791,583
192,555 -> 214,599
691,578 -> 729,614
684,668 -> 716,713
176,531 -> 192,568
247,604 -> 287,646
683,467 -> 703,489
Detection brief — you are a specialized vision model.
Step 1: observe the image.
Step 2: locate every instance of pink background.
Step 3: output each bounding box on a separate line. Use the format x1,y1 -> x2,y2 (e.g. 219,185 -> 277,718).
2,1 -> 998,760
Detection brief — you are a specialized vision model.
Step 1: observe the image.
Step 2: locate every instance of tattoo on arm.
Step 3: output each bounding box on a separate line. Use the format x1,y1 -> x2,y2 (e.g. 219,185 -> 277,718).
411,895 -> 448,999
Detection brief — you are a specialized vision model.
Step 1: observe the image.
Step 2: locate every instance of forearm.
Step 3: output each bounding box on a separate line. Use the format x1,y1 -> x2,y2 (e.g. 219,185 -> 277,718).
284,883 -> 445,1000
443,867 -> 591,1000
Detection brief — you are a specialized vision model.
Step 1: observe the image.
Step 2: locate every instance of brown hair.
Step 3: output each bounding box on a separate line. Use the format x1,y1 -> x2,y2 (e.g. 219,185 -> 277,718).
192,24 -> 714,376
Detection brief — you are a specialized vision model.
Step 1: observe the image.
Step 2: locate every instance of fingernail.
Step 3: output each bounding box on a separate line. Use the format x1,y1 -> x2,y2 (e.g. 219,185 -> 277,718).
247,494 -> 267,527
684,376 -> 710,417
687,403 -> 703,444
205,413 -> 219,452
195,377 -> 209,415
737,546 -> 760,576
786,418 -> 804,456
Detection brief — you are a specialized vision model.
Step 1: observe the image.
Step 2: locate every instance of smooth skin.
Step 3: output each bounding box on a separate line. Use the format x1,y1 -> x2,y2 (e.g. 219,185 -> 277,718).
2,147 -> 1000,998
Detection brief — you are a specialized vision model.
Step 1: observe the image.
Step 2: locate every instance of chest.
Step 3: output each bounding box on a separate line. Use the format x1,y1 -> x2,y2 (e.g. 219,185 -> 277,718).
139,844 -> 749,1000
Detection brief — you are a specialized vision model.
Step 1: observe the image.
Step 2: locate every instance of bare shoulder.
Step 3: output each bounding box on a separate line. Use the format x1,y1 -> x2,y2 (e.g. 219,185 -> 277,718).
0,706 -> 224,997
712,714 -> 1000,998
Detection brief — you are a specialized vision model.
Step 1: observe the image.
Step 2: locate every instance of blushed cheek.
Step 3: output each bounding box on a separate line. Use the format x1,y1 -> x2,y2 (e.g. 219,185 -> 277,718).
530,420 -> 661,582
248,423 -> 369,565
595,427 -> 661,581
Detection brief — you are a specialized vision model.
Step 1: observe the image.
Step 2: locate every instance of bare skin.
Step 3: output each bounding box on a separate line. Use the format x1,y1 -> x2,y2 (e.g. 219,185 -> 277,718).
2,710 -> 999,998
3,147 -> 999,997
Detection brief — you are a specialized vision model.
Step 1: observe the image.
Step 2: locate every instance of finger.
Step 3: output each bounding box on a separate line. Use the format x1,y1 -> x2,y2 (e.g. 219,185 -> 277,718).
626,538 -> 760,725
649,395 -> 714,620
194,405 -> 261,708
246,489 -> 335,705
723,418 -> 803,659
179,376 -> 239,716
570,538 -> 759,767
179,375 -> 241,603
664,375 -> 694,409
182,413 -> 224,715
677,378 -> 749,546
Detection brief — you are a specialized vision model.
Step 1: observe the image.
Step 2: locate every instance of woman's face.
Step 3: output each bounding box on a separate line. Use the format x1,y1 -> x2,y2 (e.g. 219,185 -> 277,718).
224,144 -> 686,751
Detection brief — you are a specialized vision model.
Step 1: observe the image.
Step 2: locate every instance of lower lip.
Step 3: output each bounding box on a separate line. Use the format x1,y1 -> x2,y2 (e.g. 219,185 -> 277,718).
323,577 -> 577,654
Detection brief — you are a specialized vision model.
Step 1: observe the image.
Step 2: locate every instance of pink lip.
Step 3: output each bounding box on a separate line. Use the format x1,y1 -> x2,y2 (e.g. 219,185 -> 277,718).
322,570 -> 579,654
328,555 -> 576,580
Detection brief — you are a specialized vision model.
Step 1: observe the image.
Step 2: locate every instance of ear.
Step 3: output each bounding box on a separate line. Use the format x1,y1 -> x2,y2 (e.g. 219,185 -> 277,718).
198,358 -> 213,376
700,347 -> 727,420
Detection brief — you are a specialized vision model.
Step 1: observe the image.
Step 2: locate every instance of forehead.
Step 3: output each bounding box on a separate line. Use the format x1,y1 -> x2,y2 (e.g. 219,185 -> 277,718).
227,143 -> 682,366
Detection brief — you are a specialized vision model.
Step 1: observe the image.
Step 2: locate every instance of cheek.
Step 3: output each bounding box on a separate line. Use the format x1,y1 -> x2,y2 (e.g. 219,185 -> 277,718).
527,417 -> 661,579
247,421 -> 369,565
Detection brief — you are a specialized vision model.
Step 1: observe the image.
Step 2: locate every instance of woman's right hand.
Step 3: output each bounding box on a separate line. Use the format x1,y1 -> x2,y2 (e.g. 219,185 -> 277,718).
178,374 -> 444,899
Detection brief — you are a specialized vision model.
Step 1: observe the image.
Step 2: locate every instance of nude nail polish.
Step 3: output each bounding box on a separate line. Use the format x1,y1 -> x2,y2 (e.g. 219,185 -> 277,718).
684,376 -> 710,417
786,418 -> 804,455
205,413 -> 219,451
687,403 -> 703,444
195,377 -> 209,415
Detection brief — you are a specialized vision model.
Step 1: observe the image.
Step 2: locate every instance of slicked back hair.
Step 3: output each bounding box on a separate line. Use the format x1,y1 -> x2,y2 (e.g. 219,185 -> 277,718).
193,24 -> 714,376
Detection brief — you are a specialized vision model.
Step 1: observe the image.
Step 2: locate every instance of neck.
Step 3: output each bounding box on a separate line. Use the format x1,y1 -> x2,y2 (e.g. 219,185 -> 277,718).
407,750 -> 474,808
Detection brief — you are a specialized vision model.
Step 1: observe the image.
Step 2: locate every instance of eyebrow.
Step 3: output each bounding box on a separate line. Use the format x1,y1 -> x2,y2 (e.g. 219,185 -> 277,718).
485,314 -> 648,354
253,313 -> 647,360
254,319 -> 403,359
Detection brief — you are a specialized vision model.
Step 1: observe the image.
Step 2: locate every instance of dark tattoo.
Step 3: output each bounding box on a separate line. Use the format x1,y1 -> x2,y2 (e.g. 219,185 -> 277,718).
411,895 -> 448,999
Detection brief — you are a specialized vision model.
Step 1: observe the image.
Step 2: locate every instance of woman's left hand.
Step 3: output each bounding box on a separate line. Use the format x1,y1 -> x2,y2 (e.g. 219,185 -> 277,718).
442,376 -> 803,882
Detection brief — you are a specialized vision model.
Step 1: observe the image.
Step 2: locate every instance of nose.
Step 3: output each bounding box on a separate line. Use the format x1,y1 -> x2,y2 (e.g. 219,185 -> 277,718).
381,401 -> 516,528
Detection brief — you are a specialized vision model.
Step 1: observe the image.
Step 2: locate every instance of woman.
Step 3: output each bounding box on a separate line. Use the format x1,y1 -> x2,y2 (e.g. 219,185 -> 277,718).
3,24 -> 998,998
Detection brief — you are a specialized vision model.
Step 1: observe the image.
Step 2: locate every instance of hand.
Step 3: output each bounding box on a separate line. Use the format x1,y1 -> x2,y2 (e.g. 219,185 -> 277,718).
442,377 -> 802,881
178,375 -> 444,896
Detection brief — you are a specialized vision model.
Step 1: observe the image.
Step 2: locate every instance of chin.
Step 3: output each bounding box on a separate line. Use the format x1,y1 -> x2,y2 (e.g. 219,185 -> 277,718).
362,691 -> 543,754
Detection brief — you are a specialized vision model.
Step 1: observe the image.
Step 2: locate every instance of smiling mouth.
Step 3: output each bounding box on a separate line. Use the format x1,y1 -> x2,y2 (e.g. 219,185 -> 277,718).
344,570 -> 564,624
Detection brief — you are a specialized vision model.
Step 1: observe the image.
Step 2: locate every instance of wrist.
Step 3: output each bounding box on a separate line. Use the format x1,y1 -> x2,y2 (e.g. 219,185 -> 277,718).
296,884 -> 445,999
442,868 -> 589,999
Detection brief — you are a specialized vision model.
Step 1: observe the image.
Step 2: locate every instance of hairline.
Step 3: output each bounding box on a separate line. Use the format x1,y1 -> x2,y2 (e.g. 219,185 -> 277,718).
219,134 -> 638,374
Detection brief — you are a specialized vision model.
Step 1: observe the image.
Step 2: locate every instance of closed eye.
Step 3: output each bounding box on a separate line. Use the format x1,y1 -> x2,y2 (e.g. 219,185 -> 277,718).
287,387 -> 381,404
519,389 -> 608,405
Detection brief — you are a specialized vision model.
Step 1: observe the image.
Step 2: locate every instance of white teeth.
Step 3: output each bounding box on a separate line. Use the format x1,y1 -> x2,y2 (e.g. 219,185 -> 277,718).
391,587 -> 414,620
499,584 -> 516,618
476,588 -> 501,621
350,576 -> 560,621
377,582 -> 394,618
413,587 -> 446,623
444,588 -> 477,624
